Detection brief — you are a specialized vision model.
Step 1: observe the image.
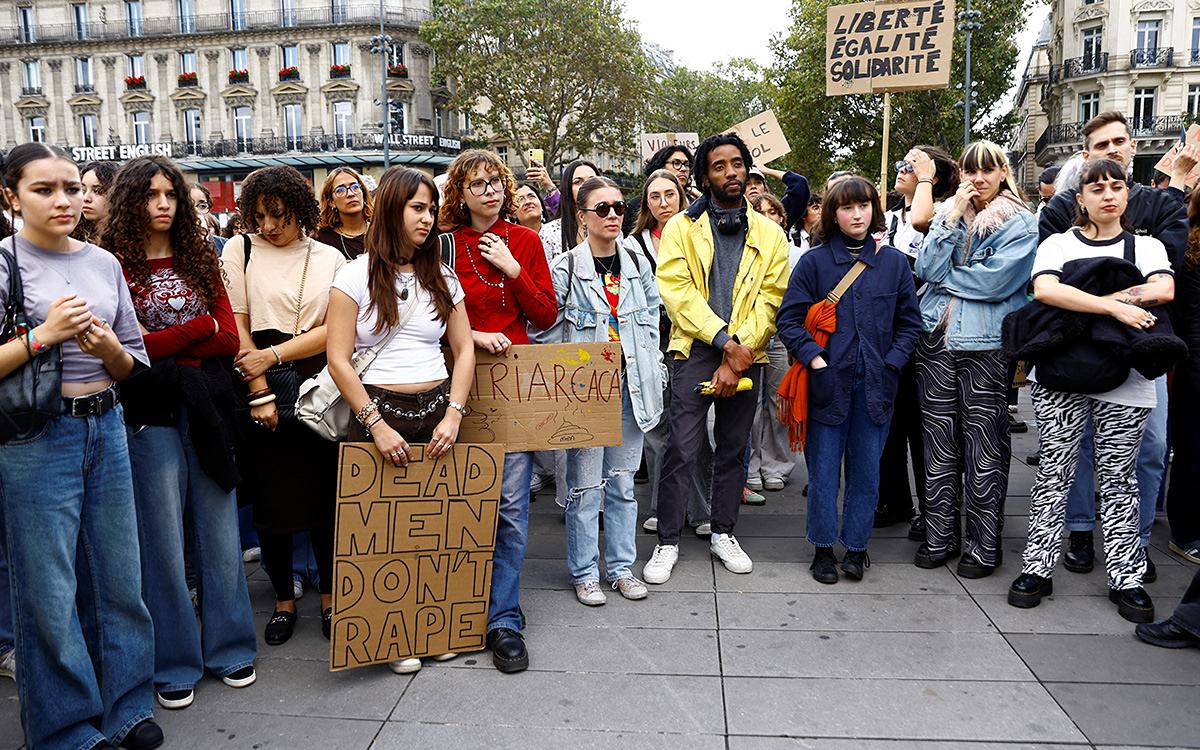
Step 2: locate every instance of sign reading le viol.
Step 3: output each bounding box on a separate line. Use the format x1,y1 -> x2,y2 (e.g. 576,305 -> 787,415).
330,442 -> 504,671
826,0 -> 956,96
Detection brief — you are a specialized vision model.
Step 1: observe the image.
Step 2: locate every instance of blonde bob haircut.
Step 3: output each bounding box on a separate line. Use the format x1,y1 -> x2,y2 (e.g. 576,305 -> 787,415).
317,167 -> 374,229
438,149 -> 518,230
960,140 -> 1026,203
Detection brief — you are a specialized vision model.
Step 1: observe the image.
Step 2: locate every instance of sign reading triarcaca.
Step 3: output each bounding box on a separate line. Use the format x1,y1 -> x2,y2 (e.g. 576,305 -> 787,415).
330,442 -> 503,671
826,0 -> 956,96
453,343 -> 622,453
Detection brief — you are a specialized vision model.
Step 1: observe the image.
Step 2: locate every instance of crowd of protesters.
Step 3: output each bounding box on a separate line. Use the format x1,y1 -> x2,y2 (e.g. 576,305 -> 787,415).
0,107 -> 1198,749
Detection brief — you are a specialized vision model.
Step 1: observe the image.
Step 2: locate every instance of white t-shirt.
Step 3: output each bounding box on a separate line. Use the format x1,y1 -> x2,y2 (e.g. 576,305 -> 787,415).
1028,229 -> 1172,408
331,256 -> 466,386
884,207 -> 926,260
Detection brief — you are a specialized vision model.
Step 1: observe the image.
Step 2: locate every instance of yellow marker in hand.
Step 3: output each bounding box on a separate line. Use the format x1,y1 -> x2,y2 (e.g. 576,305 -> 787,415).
694,377 -> 754,396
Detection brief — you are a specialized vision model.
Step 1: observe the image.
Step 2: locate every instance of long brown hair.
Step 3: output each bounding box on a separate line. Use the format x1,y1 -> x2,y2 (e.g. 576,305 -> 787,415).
1187,183 -> 1200,270
317,167 -> 374,229
632,169 -> 686,236
366,166 -> 454,333
437,149 -> 517,231
101,155 -> 220,307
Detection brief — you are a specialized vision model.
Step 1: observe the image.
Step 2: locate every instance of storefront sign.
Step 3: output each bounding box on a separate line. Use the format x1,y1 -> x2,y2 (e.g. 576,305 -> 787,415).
70,142 -> 176,162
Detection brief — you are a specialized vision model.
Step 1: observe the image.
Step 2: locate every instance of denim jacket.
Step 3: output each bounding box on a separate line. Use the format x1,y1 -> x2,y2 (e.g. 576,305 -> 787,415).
532,242 -> 666,431
776,233 -> 922,426
915,194 -> 1038,351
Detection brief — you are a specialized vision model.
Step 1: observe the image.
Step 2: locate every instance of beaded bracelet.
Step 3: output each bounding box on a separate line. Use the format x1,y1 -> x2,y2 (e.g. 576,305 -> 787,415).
356,400 -> 380,426
363,413 -> 383,431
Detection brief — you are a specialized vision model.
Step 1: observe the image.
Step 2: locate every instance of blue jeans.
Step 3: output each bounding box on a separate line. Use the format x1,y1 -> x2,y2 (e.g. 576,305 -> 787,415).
805,380 -> 891,552
1066,376 -> 1167,546
0,542 -> 12,656
565,384 -> 643,583
128,415 -> 257,692
0,408 -> 154,750
488,451 -> 531,633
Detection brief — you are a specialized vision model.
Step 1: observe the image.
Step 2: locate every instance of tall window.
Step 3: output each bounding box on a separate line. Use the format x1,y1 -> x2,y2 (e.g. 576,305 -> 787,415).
1136,19 -> 1161,51
76,57 -> 92,89
1192,18 -> 1200,63
435,107 -> 444,136
1190,85 -> 1200,117
180,51 -> 197,74
280,0 -> 297,27
18,6 -> 35,43
132,111 -> 152,144
230,0 -> 247,31
387,42 -> 404,68
80,114 -> 98,147
179,0 -> 195,33
281,45 -> 298,69
128,54 -> 145,78
183,108 -> 202,151
333,101 -> 352,146
230,47 -> 248,71
22,60 -> 40,92
283,104 -> 303,148
233,106 -> 252,149
28,116 -> 46,143
1079,91 -> 1100,123
462,110 -> 472,133
1133,87 -> 1157,129
331,0 -> 349,23
72,3 -> 89,39
126,0 -> 143,36
388,100 -> 406,134
332,42 -> 350,66
1081,26 -> 1102,67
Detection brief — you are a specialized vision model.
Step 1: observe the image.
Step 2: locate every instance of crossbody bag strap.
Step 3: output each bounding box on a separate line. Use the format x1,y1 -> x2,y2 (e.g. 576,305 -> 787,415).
825,260 -> 869,305
439,232 -> 456,270
1123,232 -> 1137,264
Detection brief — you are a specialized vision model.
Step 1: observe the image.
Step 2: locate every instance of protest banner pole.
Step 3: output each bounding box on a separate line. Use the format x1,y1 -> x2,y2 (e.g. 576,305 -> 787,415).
880,92 -> 892,193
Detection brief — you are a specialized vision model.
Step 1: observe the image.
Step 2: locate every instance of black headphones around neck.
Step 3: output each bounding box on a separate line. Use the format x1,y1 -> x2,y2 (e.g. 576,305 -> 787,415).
715,207 -> 748,236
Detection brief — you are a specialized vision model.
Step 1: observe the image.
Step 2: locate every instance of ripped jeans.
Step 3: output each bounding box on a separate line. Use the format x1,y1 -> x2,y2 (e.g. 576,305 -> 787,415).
564,381 -> 644,584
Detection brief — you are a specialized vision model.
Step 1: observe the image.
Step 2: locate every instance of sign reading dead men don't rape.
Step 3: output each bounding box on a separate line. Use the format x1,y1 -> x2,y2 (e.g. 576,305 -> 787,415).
330,442 -> 503,671
826,0 -> 956,96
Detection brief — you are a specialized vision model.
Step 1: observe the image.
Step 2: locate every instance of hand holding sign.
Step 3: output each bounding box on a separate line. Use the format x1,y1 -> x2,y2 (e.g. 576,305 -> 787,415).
826,0 -> 955,96
1153,125 -> 1200,188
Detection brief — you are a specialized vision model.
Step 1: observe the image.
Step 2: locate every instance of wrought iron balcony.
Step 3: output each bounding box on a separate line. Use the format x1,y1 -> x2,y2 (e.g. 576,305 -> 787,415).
1190,48 -> 1200,65
1034,127 -> 1050,157
1128,115 -> 1185,137
74,84 -> 95,94
165,132 -> 464,160
20,86 -> 42,97
1061,53 -> 1108,79
1131,47 -> 1174,69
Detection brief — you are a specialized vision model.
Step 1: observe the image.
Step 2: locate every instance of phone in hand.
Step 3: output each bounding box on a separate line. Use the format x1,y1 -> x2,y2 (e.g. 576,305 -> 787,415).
527,148 -> 544,167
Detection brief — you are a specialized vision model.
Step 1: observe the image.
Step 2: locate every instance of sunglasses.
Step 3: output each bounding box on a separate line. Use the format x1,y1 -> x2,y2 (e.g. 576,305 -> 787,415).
580,201 -> 626,218
894,161 -> 914,174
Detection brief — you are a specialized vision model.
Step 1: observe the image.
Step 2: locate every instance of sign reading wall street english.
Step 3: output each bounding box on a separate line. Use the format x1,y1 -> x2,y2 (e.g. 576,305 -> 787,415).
640,132 -> 700,163
330,442 -> 503,671
71,143 -> 176,163
724,110 -> 791,164
826,0 -> 956,96
453,343 -> 622,453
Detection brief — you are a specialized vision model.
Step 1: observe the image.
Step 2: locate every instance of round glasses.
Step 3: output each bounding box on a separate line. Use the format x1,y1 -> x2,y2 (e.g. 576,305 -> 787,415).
466,177 -> 504,196
666,158 -> 690,171
333,183 -> 363,197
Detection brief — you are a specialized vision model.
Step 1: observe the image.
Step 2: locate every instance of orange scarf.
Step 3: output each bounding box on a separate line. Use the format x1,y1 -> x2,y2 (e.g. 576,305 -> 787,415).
776,299 -> 838,452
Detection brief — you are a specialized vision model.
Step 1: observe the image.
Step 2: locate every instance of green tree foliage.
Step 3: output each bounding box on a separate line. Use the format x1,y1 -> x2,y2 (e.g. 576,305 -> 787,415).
769,0 -> 1036,187
421,0 -> 652,169
648,59 -> 777,139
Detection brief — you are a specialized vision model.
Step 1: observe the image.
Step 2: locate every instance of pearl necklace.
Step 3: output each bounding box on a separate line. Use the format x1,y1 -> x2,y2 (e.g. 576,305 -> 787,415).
461,227 -> 509,308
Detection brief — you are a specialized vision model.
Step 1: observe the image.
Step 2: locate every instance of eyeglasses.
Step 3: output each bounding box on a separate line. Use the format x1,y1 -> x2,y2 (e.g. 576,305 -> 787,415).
666,159 -> 690,171
894,161 -> 914,174
333,183 -> 363,197
580,201 -> 626,218
466,177 -> 504,196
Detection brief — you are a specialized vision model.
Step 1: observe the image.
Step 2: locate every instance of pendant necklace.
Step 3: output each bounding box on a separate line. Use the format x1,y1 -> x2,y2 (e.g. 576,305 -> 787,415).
462,227 -> 509,308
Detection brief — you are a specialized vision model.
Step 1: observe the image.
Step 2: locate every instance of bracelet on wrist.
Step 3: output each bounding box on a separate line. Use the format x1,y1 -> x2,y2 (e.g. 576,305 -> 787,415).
248,394 -> 277,407
355,400 -> 380,426
448,400 -> 467,415
269,345 -> 283,366
917,177 -> 934,185
364,413 -> 384,431
248,388 -> 273,399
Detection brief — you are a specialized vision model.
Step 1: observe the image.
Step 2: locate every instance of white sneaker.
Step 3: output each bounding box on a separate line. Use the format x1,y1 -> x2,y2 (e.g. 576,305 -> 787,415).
711,533 -> 753,574
431,652 -> 458,662
746,475 -> 763,491
388,657 -> 422,674
156,688 -> 195,710
694,522 -> 712,537
575,580 -> 607,606
292,579 -> 304,600
0,649 -> 15,680
642,516 -> 658,532
242,546 -> 261,563
612,576 -> 648,600
643,544 -> 679,584
221,665 -> 256,688
763,476 -> 786,492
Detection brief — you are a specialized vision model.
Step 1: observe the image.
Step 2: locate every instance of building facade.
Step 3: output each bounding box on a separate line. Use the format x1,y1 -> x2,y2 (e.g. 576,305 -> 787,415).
1008,17 -> 1051,193
0,0 -> 464,211
1034,0 -> 1200,182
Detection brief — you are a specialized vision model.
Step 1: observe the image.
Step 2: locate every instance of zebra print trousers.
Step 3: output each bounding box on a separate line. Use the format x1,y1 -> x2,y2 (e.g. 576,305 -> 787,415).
1022,384 -> 1150,590
915,332 -> 1011,566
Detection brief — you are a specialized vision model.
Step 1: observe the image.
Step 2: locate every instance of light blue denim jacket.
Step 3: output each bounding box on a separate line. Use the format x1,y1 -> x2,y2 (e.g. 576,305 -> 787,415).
914,194 -> 1038,351
532,241 -> 666,431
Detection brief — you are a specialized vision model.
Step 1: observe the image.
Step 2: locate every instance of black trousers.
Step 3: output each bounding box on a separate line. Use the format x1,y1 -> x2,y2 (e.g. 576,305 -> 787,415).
1167,373 -> 1200,546
657,343 -> 761,545
878,360 -> 926,516
1172,567 -> 1200,635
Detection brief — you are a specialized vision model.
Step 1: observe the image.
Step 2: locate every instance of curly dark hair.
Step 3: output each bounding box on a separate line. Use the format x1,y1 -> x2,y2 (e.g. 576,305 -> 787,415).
693,133 -> 753,196
100,155 -> 221,308
237,165 -> 320,235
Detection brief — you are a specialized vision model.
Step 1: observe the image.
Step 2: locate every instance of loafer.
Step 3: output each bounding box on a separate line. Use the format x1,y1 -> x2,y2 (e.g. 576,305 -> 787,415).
1143,552 -> 1157,584
956,556 -> 997,579
486,628 -> 529,673
1008,573 -> 1053,608
810,548 -> 839,585
119,719 -> 164,750
1135,618 -> 1200,649
1063,531 -> 1094,574
907,515 -> 927,542
1109,586 -> 1154,623
264,609 -> 297,646
322,607 -> 333,640
913,544 -> 959,569
841,550 -> 870,581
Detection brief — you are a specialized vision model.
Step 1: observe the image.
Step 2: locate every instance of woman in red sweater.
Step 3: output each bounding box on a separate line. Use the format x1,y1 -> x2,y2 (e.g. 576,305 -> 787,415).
104,155 -> 258,711
438,149 -> 556,673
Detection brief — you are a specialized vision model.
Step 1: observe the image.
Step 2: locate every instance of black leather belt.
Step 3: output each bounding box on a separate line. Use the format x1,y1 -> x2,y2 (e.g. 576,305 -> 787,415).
63,387 -> 120,417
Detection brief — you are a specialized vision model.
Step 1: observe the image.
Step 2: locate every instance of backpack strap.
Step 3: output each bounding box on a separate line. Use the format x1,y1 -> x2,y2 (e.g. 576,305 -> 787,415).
1123,232 -> 1137,264
439,232 -> 456,269
888,212 -> 901,246
632,232 -> 656,273
826,260 -> 869,304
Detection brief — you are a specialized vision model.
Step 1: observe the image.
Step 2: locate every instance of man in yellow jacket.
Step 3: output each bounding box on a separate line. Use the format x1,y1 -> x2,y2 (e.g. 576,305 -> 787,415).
642,133 -> 790,584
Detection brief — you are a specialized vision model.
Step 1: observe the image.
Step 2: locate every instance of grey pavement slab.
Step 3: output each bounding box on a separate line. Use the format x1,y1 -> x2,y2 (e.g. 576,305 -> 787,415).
974,593 -> 1159,635
524,587 -> 717,629
714,561 -> 962,595
728,740 -> 1089,750
373,722 -> 726,749
1006,633 -> 1200,685
721,630 -> 1034,681
154,711 -> 381,750
1046,683 -> 1200,747
724,677 -> 1086,742
954,559 -> 1195,598
716,592 -> 997,632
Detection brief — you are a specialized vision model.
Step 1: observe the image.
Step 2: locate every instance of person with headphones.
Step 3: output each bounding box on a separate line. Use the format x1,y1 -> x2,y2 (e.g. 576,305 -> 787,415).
642,133 -> 791,585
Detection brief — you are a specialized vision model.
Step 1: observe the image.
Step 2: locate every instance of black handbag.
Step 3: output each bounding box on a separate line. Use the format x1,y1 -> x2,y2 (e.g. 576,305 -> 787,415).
0,237 -> 63,443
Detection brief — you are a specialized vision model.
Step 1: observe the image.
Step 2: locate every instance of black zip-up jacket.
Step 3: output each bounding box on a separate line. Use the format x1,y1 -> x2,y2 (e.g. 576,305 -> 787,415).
1039,182 -> 1187,271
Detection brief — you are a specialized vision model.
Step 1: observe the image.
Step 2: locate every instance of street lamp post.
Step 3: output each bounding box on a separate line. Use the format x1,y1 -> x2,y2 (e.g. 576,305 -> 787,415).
957,0 -> 982,147
370,0 -> 392,168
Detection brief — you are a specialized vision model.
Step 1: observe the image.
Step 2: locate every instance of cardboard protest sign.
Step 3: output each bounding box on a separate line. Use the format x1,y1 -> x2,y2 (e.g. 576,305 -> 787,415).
454,343 -> 621,453
330,442 -> 503,671
640,132 -> 700,163
1153,125 -> 1200,188
724,110 -> 791,164
826,0 -> 956,96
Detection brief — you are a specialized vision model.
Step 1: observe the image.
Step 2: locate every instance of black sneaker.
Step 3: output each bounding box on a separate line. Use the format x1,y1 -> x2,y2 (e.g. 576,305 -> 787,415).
1026,452 -> 1040,466
1144,551 -> 1157,584
264,609 -> 297,646
1008,416 -> 1028,433
1008,573 -> 1053,608
222,665 -> 256,688
322,607 -> 333,640
810,547 -> 839,584
155,688 -> 194,710
1135,618 -> 1200,649
907,515 -> 927,542
119,719 -> 164,750
1109,586 -> 1154,623
841,550 -> 870,581
1063,531 -> 1094,573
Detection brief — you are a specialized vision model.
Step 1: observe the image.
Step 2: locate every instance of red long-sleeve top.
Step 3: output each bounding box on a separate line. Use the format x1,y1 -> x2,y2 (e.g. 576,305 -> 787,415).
453,219 -> 557,341
125,257 -> 240,366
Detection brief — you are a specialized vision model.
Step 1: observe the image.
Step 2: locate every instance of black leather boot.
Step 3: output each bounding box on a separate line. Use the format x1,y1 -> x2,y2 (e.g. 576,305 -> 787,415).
1063,531 -> 1094,574
1008,573 -> 1053,608
486,628 -> 529,673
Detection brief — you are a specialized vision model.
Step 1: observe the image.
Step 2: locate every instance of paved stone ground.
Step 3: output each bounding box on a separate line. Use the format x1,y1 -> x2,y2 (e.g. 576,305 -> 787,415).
0,421 -> 1198,749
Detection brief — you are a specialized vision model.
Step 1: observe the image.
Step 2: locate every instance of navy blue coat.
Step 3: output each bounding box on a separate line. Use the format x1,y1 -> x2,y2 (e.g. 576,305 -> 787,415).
776,232 -> 923,426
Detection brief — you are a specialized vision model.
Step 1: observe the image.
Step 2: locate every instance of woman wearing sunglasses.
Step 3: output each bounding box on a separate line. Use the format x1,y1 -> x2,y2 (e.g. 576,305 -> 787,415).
534,177 -> 665,605
315,167 -> 374,260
